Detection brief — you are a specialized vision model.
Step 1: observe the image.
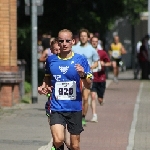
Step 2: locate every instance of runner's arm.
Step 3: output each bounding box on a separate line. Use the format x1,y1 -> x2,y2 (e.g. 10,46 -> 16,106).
90,61 -> 98,70
45,57 -> 52,88
80,74 -> 92,89
121,44 -> 127,54
100,61 -> 111,67
101,51 -> 111,67
108,44 -> 113,57
79,56 -> 93,89
91,48 -> 99,69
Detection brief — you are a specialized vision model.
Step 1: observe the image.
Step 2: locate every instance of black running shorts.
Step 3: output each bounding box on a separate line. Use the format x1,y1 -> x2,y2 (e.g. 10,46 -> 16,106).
50,111 -> 83,135
91,82 -> 106,98
112,57 -> 121,67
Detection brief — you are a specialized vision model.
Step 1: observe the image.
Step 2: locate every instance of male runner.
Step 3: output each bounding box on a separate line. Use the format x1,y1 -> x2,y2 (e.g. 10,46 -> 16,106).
90,36 -> 111,122
72,29 -> 99,126
109,35 -> 126,83
39,39 -> 70,150
38,29 -> 92,150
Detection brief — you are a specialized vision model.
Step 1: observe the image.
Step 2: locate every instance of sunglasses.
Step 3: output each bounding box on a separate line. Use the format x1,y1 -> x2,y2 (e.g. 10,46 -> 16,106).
58,39 -> 72,43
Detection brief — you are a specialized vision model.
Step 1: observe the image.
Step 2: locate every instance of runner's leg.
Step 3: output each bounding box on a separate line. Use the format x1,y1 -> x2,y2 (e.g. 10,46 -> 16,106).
70,135 -> 80,150
112,61 -> 118,82
90,91 -> 97,122
50,111 -> 66,149
50,124 -> 65,149
90,82 -> 98,122
97,82 -> 106,106
64,126 -> 70,149
82,88 -> 90,125
67,111 -> 83,150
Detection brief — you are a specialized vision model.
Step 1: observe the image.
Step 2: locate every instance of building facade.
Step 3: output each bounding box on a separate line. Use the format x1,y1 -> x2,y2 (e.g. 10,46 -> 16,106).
0,0 -> 20,107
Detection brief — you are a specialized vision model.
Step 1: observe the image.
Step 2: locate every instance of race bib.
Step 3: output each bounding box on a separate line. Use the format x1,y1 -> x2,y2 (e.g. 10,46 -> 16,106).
92,61 -> 101,72
112,50 -> 121,58
55,81 -> 76,100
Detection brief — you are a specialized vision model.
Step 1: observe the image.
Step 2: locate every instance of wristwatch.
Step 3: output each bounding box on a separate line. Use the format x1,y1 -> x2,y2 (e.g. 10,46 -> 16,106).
80,73 -> 87,79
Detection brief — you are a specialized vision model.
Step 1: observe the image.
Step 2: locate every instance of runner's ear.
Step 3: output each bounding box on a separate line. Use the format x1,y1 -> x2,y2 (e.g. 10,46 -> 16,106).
72,39 -> 75,45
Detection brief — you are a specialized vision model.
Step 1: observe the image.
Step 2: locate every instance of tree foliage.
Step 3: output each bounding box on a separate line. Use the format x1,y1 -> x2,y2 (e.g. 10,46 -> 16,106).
17,0 -> 148,76
18,0 -> 148,36
122,0 -> 147,23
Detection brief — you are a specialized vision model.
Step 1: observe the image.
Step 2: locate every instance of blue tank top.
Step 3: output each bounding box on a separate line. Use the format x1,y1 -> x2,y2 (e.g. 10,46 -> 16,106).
45,53 -> 92,111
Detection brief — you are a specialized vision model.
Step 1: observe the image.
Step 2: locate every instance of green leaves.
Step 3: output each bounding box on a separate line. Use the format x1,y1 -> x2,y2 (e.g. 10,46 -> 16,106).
122,0 -> 147,21
17,0 -> 148,35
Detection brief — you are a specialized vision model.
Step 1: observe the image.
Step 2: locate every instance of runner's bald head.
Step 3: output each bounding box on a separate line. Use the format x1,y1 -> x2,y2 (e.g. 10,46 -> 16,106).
58,29 -> 73,39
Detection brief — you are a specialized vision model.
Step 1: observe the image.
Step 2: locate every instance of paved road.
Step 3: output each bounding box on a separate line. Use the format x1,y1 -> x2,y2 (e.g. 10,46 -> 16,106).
0,95 -> 52,150
0,70 -> 150,150
80,80 -> 140,150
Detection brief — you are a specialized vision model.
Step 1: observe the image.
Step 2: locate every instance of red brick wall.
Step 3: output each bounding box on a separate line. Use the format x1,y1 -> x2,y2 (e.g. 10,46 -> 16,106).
0,83 -> 20,107
13,84 -> 20,104
0,0 -> 20,107
0,84 -> 12,107
0,0 -> 17,66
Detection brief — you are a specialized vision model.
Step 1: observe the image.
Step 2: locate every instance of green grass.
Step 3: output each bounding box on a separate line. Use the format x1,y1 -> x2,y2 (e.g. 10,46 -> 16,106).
24,81 -> 31,94
21,81 -> 32,104
21,93 -> 31,104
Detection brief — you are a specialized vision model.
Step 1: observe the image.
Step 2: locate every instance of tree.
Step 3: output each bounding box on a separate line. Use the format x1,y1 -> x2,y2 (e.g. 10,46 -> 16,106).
122,0 -> 147,23
17,0 -> 148,77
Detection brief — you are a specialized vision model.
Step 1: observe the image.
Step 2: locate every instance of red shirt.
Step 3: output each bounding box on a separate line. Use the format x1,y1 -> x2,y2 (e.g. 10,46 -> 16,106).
93,50 -> 110,82
138,45 -> 148,62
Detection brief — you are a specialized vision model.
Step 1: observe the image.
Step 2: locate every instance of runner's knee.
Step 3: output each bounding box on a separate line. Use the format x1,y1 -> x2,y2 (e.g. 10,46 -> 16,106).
91,92 -> 97,100
83,98 -> 88,103
71,144 -> 79,150
53,137 -> 64,148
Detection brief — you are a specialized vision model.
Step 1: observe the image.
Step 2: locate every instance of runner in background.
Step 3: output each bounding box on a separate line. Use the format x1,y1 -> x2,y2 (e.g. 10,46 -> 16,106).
109,35 -> 126,83
90,36 -> 111,122
94,32 -> 103,50
72,29 -> 99,126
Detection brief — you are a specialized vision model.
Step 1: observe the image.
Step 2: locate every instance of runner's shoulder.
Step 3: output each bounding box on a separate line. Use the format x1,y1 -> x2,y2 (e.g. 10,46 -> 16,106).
74,52 -> 86,59
46,54 -> 58,62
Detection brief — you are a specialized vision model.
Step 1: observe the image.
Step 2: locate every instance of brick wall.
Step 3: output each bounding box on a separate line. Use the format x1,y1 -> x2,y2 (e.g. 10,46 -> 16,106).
0,0 -> 17,66
0,0 -> 20,107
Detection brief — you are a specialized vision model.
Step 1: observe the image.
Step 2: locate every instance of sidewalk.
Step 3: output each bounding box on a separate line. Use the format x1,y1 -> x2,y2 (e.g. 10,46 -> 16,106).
0,70 -> 150,150
0,95 -> 52,150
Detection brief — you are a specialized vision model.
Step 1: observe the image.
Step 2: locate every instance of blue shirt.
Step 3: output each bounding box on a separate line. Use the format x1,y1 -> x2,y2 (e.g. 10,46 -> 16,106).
45,52 -> 92,111
72,44 -> 99,66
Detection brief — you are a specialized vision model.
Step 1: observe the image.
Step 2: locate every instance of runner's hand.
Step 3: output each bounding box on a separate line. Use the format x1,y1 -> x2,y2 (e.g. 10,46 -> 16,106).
75,64 -> 85,77
100,61 -> 105,66
38,86 -> 44,95
38,86 -> 53,95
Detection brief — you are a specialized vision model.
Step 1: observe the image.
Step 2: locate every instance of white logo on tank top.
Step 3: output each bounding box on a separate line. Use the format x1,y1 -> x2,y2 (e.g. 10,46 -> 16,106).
59,66 -> 69,74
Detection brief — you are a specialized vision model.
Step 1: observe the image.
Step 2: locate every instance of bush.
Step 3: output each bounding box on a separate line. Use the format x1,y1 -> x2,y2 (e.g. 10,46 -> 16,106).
21,93 -> 31,104
24,81 -> 31,94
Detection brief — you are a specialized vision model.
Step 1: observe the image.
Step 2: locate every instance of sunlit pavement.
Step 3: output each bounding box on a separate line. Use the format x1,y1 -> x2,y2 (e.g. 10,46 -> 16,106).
0,70 -> 150,150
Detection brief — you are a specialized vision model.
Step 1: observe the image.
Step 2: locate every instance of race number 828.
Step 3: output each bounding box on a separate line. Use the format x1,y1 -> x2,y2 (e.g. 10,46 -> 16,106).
59,88 -> 73,95
55,81 -> 76,100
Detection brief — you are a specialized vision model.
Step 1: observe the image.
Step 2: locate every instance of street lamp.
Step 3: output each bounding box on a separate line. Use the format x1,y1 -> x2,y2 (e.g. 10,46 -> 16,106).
25,0 -> 44,16
27,0 -> 44,103
25,0 -> 43,5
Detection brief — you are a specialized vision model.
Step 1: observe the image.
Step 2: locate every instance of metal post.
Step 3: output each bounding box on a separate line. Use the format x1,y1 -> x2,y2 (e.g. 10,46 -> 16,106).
148,0 -> 150,34
31,0 -> 38,103
131,24 -> 135,69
